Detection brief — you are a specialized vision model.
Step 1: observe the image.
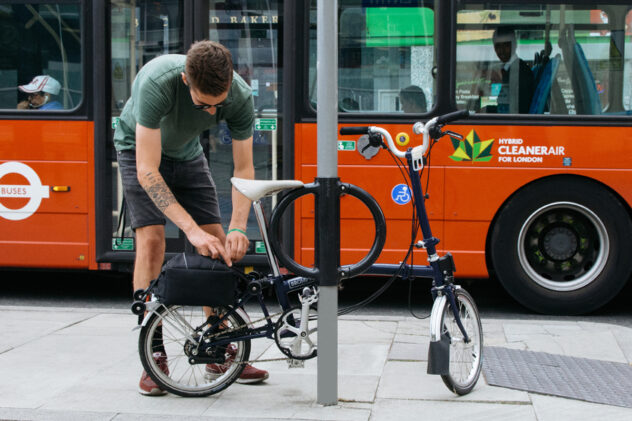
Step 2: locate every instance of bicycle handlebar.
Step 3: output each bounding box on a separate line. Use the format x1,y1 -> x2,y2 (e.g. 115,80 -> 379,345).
339,111 -> 470,159
339,126 -> 370,135
435,109 -> 470,126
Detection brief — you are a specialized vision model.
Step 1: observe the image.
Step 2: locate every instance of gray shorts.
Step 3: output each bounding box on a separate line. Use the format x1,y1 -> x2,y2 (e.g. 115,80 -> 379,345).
117,150 -> 221,230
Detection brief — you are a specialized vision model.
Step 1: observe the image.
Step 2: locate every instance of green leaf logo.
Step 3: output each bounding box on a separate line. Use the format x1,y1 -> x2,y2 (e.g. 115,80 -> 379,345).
449,130 -> 494,162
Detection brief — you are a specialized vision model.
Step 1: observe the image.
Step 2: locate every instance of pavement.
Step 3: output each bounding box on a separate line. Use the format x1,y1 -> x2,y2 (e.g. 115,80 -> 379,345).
1,304 -> 632,420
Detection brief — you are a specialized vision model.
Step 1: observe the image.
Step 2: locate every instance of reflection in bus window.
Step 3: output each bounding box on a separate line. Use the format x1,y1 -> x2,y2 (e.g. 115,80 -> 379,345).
309,0 -> 436,114
207,1 -> 281,239
456,3 -> 631,116
110,1 -> 184,117
209,2 -> 280,114
0,3 -> 81,111
110,0 -> 184,246
624,11 -> 632,111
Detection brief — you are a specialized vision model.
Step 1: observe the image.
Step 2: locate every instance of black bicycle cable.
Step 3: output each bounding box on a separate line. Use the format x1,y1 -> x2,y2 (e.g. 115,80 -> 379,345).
407,137 -> 438,320
336,145 -> 414,316
335,133 -> 434,317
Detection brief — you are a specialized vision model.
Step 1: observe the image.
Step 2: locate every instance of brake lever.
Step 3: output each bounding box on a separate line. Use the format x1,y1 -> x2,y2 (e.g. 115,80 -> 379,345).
443,130 -> 463,140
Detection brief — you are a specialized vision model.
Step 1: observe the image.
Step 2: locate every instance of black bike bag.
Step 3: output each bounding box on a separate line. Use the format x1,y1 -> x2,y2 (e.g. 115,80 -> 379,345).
149,253 -> 245,306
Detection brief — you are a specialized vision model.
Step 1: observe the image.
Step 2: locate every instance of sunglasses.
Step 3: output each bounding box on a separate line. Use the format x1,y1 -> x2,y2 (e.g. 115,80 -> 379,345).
192,100 -> 230,110
188,84 -> 232,110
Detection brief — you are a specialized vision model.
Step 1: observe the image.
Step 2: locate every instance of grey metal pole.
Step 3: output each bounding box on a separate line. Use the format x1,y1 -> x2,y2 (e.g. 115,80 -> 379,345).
316,0 -> 339,406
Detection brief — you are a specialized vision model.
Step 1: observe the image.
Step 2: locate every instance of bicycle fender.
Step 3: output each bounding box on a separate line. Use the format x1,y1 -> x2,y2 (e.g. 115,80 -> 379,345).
429,295 -> 447,342
139,301 -> 163,328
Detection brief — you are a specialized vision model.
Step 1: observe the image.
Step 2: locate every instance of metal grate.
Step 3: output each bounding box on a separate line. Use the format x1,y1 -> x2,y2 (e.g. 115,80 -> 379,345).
482,346 -> 632,408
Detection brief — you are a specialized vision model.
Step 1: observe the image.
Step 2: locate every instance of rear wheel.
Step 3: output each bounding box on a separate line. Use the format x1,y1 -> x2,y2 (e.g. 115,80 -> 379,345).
490,177 -> 632,314
139,305 -> 250,397
440,288 -> 483,395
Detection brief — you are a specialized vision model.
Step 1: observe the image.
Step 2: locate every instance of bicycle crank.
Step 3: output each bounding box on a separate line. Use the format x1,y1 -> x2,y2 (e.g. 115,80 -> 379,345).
273,287 -> 318,360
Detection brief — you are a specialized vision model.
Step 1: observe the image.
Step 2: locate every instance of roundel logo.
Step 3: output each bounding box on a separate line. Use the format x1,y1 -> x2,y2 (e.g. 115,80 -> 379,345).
0,162 -> 50,221
391,184 -> 411,205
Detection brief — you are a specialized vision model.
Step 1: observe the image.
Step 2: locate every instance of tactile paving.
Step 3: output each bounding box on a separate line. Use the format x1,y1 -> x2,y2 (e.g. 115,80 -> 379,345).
482,346 -> 632,408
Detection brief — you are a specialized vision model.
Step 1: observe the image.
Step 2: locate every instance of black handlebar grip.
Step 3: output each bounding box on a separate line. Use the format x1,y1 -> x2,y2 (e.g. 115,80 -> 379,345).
340,126 -> 370,135
436,110 -> 470,125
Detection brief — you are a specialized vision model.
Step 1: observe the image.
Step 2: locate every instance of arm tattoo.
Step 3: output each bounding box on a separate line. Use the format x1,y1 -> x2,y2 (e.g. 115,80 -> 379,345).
143,171 -> 176,212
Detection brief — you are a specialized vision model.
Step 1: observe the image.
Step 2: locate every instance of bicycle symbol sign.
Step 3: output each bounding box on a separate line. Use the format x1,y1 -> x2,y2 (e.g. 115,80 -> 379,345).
391,184 -> 411,205
0,162 -> 50,221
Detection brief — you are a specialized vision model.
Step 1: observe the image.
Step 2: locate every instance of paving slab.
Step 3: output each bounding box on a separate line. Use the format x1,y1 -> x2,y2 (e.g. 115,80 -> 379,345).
370,398 -> 536,421
530,394 -> 632,421
376,360 -> 531,403
0,308 -> 94,352
0,408 -> 116,421
0,306 -> 630,420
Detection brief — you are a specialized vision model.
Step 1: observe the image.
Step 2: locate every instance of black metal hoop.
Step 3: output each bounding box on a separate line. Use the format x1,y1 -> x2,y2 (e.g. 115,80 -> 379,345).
268,182 -> 386,280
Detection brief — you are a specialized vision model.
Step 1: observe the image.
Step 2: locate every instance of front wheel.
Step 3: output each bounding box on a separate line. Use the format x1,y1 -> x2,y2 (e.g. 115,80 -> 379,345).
138,305 -> 250,397
440,288 -> 483,396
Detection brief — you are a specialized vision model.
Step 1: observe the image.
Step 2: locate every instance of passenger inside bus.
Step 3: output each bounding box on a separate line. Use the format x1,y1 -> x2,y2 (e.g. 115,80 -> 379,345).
16,75 -> 64,111
487,28 -> 535,114
399,85 -> 427,113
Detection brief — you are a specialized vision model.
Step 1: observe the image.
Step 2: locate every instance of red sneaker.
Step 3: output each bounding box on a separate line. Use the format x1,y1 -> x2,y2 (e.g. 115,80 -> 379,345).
205,344 -> 269,384
235,363 -> 269,384
139,352 -> 169,396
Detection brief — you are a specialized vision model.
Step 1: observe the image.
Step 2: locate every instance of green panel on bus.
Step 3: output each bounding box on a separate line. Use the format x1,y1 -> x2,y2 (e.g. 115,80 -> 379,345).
365,7 -> 434,47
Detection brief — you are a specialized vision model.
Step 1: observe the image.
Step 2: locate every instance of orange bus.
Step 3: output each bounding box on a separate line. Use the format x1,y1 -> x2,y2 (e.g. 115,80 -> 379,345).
1,0 -> 632,315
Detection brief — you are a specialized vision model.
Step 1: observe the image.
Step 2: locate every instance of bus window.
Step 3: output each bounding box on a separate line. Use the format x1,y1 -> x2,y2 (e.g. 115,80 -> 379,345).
456,3 -> 628,115
0,3 -> 82,111
207,1 -> 281,242
309,0 -> 436,114
110,1 -> 184,252
624,11 -> 632,111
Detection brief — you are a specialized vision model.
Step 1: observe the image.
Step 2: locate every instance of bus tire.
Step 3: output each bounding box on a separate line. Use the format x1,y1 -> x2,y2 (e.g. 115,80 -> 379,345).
490,176 -> 632,315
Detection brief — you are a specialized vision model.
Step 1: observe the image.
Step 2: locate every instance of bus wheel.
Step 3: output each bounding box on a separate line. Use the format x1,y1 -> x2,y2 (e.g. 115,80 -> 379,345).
490,176 -> 632,315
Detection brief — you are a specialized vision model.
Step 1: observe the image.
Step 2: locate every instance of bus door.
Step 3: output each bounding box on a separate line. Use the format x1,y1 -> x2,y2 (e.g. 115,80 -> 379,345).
103,0 -> 281,268
206,1 -> 282,265
0,1 -> 90,269
105,0 -> 187,265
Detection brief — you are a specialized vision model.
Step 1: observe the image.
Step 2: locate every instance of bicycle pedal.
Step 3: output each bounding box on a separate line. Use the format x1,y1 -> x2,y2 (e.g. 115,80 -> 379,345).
287,359 -> 305,369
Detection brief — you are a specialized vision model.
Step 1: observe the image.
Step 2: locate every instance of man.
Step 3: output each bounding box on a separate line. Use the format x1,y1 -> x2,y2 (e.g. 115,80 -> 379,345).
491,28 -> 534,114
113,40 -> 268,396
399,85 -> 427,113
17,75 -> 63,110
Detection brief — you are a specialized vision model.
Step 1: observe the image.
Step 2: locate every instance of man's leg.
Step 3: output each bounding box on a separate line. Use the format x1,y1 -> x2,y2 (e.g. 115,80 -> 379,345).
134,224 -> 168,396
133,225 -> 166,291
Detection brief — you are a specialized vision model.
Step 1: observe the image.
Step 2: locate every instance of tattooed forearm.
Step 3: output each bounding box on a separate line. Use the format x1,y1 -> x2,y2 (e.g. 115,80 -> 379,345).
143,171 -> 176,212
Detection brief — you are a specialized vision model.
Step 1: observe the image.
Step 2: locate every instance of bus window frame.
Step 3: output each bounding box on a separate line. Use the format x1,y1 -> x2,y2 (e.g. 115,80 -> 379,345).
301,0 -> 439,122
0,0 -> 90,120
295,0 -> 632,126
453,0 -> 632,125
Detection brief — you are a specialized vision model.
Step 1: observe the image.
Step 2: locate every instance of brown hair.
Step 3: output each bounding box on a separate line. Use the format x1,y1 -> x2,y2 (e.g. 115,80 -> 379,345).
185,40 -> 233,96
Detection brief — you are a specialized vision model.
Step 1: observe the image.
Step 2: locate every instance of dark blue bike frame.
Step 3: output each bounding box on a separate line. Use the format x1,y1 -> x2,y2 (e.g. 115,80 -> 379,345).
364,149 -> 470,342
200,274 -> 318,348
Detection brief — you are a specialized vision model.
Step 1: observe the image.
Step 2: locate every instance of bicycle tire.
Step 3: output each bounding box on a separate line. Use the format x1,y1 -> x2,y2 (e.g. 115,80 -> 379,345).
138,304 -> 251,397
440,288 -> 483,395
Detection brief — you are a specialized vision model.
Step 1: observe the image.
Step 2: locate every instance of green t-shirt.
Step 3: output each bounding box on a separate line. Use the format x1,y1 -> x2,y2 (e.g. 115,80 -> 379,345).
113,54 -> 254,160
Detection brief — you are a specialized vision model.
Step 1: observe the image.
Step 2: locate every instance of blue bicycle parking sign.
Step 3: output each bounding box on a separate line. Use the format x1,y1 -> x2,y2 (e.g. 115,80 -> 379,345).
391,184 -> 411,205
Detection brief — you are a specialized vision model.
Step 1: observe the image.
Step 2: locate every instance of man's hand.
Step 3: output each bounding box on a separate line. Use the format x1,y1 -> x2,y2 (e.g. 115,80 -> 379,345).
226,229 -> 249,262
188,227 -> 232,266
17,101 -> 29,110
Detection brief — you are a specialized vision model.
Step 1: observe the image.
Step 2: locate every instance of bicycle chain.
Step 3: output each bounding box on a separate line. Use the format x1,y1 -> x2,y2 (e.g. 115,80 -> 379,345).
201,309 -> 301,365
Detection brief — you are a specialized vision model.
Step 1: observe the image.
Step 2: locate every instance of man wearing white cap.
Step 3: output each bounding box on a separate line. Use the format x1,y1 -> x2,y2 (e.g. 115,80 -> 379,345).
17,75 -> 63,110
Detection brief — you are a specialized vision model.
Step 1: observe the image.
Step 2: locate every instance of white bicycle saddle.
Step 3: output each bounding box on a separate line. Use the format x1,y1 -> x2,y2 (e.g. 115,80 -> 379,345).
230,177 -> 304,201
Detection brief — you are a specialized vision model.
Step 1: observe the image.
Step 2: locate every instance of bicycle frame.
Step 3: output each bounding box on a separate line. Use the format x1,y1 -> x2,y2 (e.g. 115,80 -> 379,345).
362,141 -> 471,343
185,199 -> 318,349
